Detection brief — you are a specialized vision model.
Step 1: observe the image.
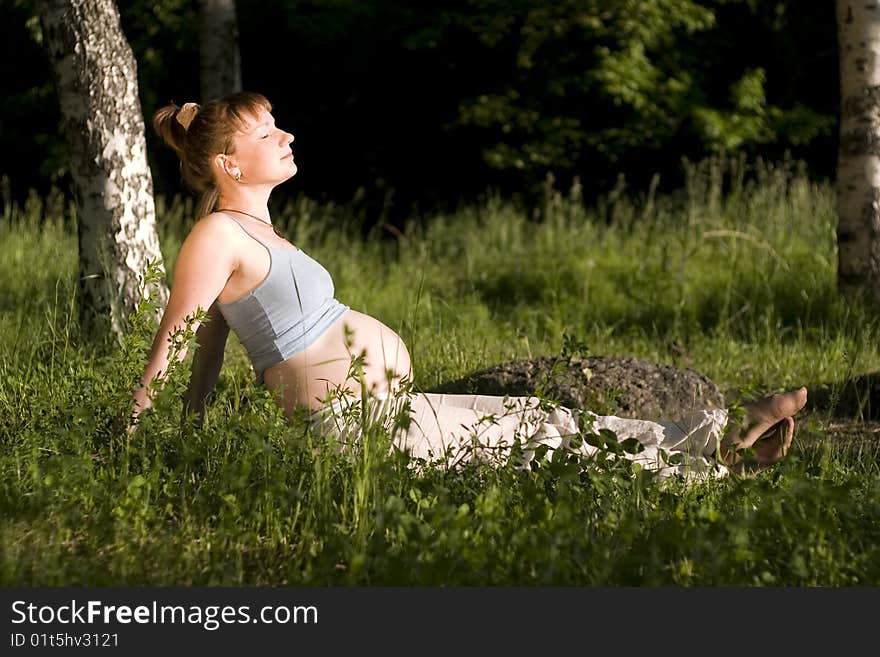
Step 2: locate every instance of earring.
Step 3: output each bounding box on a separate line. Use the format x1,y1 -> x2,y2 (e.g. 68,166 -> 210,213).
221,156 -> 242,182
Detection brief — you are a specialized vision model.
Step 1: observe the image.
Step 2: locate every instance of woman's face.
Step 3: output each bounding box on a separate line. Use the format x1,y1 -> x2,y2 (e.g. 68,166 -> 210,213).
226,108 -> 296,185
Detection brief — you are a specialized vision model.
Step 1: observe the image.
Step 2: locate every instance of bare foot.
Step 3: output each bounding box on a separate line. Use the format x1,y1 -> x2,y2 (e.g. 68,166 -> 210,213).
719,387 -> 807,471
746,415 -> 795,470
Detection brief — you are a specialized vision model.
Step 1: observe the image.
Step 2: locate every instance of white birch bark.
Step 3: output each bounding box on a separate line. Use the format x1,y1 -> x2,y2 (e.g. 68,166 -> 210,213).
837,1 -> 880,303
199,0 -> 242,102
36,0 -> 169,339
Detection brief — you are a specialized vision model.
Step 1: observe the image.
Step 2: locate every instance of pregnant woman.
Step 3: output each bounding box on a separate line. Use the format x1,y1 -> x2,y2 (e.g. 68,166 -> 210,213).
131,92 -> 807,480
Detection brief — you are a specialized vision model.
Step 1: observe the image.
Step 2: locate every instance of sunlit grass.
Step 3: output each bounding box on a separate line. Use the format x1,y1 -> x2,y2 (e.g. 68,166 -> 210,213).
1,155 -> 879,586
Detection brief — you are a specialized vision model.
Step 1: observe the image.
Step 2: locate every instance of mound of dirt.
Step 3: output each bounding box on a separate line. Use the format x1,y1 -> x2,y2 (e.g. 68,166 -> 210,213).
430,355 -> 725,419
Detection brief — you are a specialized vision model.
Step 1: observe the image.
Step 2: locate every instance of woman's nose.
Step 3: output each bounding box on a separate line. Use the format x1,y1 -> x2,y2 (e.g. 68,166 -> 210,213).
283,131 -> 294,145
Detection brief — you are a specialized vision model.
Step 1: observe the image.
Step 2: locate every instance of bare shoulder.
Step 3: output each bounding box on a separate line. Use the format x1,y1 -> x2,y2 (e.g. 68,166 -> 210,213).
170,212 -> 241,278
180,212 -> 242,258
157,212 -> 243,320
189,211 -> 241,242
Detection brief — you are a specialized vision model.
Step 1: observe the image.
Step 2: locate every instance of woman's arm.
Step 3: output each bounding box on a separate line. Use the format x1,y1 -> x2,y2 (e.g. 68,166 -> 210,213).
131,215 -> 238,426
182,302 -> 230,427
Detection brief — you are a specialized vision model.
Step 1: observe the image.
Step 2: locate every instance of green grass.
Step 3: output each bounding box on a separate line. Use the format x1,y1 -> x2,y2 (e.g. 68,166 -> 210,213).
2,156 -> 880,586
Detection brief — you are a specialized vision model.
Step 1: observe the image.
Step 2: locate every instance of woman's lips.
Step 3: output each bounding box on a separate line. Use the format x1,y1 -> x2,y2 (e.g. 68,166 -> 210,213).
282,152 -> 293,160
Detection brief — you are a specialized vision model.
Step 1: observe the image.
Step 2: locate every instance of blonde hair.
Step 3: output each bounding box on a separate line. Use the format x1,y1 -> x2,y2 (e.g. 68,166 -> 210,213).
153,92 -> 272,219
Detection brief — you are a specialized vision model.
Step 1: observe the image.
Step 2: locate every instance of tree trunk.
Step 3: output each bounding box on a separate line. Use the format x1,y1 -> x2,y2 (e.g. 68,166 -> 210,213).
36,0 -> 168,340
199,0 -> 242,102
836,1 -> 880,303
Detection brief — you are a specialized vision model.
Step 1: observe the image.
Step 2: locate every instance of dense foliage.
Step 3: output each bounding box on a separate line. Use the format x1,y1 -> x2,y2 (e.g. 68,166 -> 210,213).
2,0 -> 838,221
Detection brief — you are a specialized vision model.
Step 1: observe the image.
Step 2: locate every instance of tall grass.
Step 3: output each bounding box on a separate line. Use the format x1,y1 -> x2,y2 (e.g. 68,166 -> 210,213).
1,156 -> 879,586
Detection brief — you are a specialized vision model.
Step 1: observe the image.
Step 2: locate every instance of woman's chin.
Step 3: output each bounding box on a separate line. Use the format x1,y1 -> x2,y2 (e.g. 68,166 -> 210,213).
278,166 -> 297,183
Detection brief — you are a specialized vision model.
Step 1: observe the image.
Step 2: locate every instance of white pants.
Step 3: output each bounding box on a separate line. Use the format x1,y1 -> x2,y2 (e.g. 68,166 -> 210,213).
310,392 -> 730,482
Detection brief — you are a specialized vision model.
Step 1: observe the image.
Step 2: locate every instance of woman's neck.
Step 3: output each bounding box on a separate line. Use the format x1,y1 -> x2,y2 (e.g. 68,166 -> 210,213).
217,185 -> 273,220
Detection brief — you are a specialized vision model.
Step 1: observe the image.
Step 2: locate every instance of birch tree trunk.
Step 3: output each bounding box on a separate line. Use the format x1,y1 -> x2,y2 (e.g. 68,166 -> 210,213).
199,0 -> 242,102
36,0 -> 168,339
837,0 -> 880,303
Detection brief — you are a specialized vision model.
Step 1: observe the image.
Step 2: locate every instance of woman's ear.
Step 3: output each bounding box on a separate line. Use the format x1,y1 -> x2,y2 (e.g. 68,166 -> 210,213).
213,153 -> 228,175
214,154 -> 241,182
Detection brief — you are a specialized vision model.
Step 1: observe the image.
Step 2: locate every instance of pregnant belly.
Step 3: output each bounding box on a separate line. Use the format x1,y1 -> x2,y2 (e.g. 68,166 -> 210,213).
262,308 -> 413,416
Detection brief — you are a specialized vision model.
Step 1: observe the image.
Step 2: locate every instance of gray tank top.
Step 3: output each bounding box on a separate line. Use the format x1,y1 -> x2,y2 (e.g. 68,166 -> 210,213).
215,213 -> 349,384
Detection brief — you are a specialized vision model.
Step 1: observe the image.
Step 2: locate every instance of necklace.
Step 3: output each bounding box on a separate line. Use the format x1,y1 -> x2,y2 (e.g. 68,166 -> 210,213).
217,207 -> 284,238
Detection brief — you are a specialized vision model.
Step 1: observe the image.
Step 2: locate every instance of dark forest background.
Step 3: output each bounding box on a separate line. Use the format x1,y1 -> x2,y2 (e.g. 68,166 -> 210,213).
1,0 -> 839,225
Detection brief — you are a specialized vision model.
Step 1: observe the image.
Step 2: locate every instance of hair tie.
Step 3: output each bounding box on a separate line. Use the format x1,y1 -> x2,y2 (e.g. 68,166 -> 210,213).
176,102 -> 200,131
